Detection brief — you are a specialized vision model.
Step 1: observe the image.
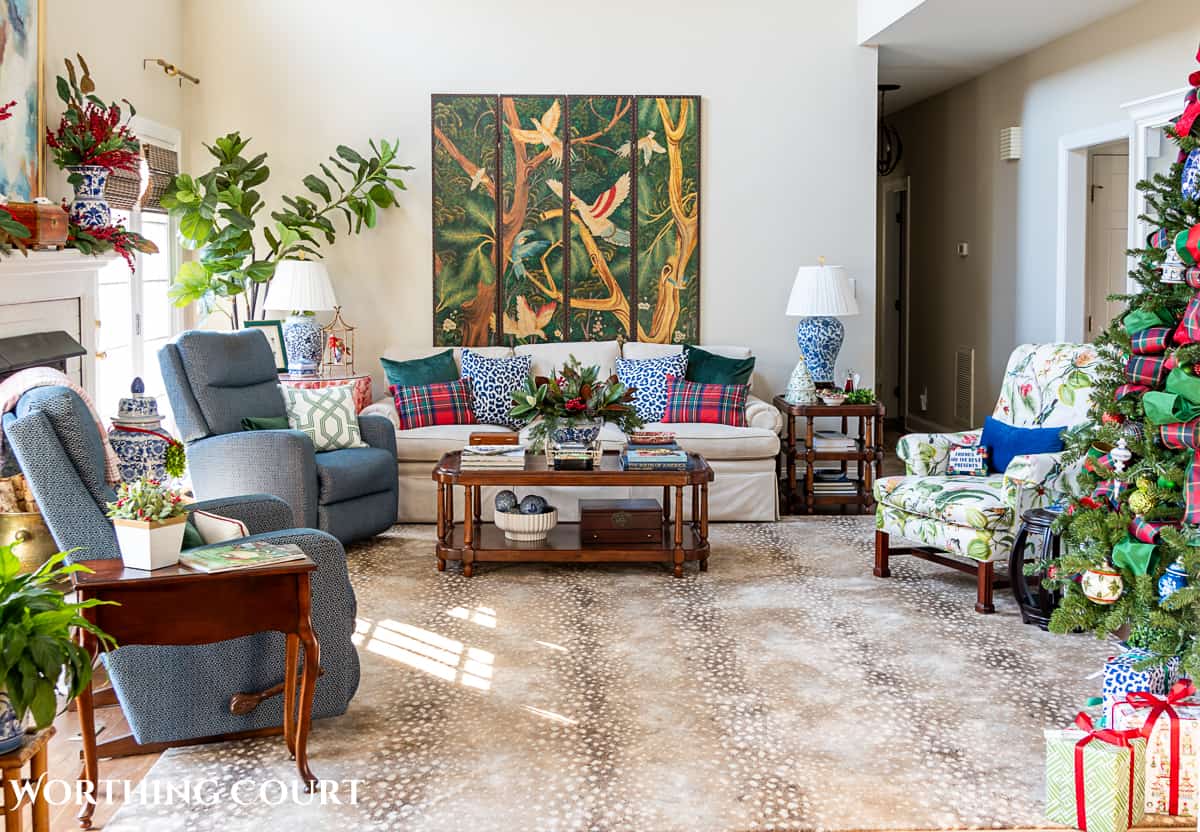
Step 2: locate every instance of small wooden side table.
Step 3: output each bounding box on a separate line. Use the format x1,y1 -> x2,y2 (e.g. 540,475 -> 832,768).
0,726 -> 54,832
71,557 -> 320,829
773,396 -> 885,515
279,371 -> 373,413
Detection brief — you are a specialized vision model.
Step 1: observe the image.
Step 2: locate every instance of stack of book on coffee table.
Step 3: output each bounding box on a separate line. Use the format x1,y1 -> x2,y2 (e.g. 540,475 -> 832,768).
461,444 -> 527,470
621,433 -> 690,471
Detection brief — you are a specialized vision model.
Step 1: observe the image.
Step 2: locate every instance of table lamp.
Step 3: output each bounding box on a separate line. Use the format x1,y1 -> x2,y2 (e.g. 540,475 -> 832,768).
263,258 -> 338,376
784,259 -> 858,403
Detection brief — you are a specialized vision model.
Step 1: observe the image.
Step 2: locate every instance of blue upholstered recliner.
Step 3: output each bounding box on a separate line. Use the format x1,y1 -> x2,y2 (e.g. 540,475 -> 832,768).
2,386 -> 360,746
159,329 -> 398,544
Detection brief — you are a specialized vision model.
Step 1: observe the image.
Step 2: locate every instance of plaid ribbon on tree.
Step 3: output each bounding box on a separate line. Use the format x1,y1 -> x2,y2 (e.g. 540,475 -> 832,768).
1160,419 -> 1200,523
1116,383 -> 1151,401
1175,46 -> 1200,137
1175,295 -> 1200,345
1133,326 -> 1174,355
1129,516 -> 1181,544
390,378 -> 477,430
1127,354 -> 1173,386
1094,480 -> 1128,507
1187,268 -> 1200,290
1176,224 -> 1200,267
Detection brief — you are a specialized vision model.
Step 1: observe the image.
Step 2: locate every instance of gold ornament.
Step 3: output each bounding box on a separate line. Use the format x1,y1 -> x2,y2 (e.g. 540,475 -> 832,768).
1128,489 -> 1156,515
1137,477 -> 1154,492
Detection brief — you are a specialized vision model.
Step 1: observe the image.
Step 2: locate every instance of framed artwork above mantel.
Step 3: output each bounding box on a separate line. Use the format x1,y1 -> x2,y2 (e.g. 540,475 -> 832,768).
0,0 -> 45,200
432,94 -> 701,347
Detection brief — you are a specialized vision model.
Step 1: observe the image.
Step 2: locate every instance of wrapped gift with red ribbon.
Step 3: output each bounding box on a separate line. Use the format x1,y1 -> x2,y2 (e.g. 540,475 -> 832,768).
1045,712 -> 1146,832
1109,679 -> 1200,816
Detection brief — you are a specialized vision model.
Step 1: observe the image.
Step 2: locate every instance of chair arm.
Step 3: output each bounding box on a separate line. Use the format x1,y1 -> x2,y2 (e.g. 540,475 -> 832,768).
1002,451 -> 1085,516
187,494 -> 294,536
895,429 -> 982,476
186,430 -> 319,529
361,398 -> 399,430
358,414 -> 397,457
746,395 -> 783,433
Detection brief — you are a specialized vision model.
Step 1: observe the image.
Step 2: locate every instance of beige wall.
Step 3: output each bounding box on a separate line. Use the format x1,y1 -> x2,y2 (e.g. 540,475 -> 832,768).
179,0 -> 879,399
892,0 -> 1200,430
42,0 -> 185,203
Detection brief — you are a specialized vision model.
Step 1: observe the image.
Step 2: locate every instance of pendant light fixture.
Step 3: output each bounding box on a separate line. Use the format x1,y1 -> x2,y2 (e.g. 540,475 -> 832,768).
877,84 -> 903,177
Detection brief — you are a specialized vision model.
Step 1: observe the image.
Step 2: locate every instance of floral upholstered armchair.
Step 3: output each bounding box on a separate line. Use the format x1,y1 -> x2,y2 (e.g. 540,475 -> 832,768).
873,343 -> 1100,612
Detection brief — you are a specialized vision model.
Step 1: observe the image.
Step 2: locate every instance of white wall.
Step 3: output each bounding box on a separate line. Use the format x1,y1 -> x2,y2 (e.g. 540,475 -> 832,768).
892,0 -> 1200,429
43,0 -> 185,203
180,0 -> 878,399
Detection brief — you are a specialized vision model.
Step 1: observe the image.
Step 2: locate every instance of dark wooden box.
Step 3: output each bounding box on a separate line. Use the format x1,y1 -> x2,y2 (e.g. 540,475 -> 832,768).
3,202 -> 68,250
579,499 -> 662,545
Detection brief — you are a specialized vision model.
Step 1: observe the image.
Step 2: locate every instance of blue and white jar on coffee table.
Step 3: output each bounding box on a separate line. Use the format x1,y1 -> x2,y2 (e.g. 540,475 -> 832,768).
107,379 -> 175,482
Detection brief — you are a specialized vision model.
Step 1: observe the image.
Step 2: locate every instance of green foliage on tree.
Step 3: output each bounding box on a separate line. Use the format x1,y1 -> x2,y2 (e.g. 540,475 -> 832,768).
163,132 -> 412,325
1047,108 -> 1200,674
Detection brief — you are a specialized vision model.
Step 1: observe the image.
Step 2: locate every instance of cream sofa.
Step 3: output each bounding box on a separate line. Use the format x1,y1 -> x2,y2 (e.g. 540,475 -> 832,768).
361,340 -> 783,522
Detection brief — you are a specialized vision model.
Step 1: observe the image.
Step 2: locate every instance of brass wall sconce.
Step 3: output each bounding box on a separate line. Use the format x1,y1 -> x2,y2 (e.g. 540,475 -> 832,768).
143,58 -> 199,87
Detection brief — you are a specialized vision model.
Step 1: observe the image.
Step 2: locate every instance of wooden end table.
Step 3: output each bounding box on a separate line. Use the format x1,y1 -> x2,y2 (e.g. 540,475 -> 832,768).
70,557 -> 320,829
432,451 -> 714,578
773,396 -> 885,515
0,727 -> 54,832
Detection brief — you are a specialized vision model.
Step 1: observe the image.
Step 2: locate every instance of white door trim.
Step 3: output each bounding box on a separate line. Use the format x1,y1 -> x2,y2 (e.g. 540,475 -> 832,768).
1055,120 -> 1134,342
1124,87 -> 1191,283
877,175 -> 910,427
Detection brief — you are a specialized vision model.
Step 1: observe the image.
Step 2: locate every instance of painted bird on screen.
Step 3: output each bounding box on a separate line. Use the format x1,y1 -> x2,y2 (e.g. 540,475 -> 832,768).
617,130 -> 666,166
508,100 -> 564,166
546,172 -> 630,247
510,229 -> 551,280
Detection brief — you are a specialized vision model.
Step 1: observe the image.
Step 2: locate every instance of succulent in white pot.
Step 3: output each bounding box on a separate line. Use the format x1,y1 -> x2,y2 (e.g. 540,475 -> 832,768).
106,478 -> 189,571
0,542 -> 116,753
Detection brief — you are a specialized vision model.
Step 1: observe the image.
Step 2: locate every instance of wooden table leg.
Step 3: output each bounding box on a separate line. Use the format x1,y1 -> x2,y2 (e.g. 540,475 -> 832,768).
31,743 -> 48,832
473,486 -> 481,525
295,576 -> 320,791
673,486 -> 684,578
283,633 -> 299,759
436,482 -> 447,571
699,482 -> 709,572
691,483 -> 699,525
662,486 -> 671,524
75,628 -> 98,830
463,486 -> 475,578
804,415 -> 815,515
784,414 -> 796,514
2,764 -> 22,832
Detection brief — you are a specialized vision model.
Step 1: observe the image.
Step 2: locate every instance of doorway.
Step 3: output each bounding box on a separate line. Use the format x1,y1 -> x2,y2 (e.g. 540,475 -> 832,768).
1084,140 -> 1130,341
877,178 -> 909,427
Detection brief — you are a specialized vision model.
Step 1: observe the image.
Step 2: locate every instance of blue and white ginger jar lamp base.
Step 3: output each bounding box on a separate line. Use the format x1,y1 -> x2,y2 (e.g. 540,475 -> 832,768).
283,314 -> 323,376
795,315 -> 845,387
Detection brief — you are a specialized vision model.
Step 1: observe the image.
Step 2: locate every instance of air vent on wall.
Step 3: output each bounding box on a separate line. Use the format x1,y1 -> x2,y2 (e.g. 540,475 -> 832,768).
1000,126 -> 1022,161
955,347 -> 975,427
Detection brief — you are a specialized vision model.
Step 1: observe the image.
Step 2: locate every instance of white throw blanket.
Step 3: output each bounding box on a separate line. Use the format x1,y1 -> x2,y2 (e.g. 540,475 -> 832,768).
0,367 -> 123,485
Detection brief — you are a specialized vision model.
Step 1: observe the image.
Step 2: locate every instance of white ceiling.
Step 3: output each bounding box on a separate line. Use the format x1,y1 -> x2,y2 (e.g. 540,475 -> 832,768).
865,0 -> 1144,112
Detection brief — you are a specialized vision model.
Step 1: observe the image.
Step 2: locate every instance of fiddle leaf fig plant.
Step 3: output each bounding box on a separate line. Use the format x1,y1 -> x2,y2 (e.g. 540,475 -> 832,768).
163,132 -> 411,325
0,544 -> 117,729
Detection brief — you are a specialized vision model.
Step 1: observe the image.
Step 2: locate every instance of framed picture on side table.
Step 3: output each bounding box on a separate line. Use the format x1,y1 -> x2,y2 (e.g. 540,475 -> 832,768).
244,320 -> 287,372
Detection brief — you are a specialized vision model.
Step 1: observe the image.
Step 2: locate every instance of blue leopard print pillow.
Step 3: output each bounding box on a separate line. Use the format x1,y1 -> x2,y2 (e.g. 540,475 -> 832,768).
616,352 -> 689,424
460,349 -> 532,429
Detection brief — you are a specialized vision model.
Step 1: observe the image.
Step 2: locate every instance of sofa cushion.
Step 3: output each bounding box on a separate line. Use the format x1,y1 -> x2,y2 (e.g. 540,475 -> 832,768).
641,421 -> 779,460
380,349 -> 459,388
516,340 -> 620,380
621,343 -> 751,361
615,352 -> 688,423
282,384 -> 365,452
391,379 -> 477,430
316,446 -> 398,504
380,345 -> 513,374
684,344 -> 755,385
393,423 -> 514,462
460,349 -> 531,429
663,377 -> 748,427
874,474 -> 1011,531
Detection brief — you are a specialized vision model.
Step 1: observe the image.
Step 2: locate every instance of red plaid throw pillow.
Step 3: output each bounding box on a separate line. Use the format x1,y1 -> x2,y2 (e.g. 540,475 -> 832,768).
391,379 -> 477,430
661,376 -> 747,427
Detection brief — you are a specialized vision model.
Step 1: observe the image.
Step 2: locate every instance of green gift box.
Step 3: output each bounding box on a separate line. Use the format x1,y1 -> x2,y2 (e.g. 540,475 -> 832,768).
1045,726 -> 1146,832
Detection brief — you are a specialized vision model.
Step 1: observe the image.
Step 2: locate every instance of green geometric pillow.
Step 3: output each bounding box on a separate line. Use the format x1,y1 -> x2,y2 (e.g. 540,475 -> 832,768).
281,384 -> 366,452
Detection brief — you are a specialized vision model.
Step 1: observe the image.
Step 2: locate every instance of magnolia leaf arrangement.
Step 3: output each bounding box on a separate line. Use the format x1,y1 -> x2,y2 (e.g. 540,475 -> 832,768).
105,478 -> 188,523
509,356 -> 642,450
163,132 -> 412,325
0,544 -> 116,729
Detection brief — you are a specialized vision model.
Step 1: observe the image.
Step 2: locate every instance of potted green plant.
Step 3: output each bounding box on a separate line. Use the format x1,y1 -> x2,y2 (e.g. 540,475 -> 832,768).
509,356 -> 643,452
0,543 -> 116,753
105,479 -> 189,571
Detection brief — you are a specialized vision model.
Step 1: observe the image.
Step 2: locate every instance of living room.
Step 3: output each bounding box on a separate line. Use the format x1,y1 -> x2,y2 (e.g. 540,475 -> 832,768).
0,0 -> 1198,830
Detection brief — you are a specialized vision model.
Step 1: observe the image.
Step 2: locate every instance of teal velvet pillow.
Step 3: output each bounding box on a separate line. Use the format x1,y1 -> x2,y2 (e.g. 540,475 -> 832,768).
684,345 -> 755,386
182,521 -> 204,549
381,350 -> 459,389
241,415 -> 291,431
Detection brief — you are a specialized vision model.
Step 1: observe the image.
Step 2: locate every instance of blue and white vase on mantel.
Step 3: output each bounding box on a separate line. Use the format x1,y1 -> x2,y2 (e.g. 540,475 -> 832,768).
795,316 -> 845,387
282,313 -> 323,376
66,165 -> 112,229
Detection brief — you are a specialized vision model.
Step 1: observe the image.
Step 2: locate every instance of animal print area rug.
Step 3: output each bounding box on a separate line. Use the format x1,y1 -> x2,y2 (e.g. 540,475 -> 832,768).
107,518 -> 1112,831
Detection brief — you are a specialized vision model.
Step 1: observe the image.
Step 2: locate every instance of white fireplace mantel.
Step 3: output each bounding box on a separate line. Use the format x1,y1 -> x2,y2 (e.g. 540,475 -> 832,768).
0,250 -> 119,398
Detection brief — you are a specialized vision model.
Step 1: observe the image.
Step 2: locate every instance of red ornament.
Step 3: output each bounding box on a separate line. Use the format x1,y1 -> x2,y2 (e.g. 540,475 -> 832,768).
1078,496 -> 1102,511
1102,412 -> 1125,425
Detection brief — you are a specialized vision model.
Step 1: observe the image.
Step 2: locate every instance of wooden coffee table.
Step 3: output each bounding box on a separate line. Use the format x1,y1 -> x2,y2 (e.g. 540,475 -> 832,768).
432,451 -> 714,578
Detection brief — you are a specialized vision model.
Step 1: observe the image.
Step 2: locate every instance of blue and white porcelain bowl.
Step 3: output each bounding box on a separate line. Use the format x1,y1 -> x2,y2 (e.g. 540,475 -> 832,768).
551,420 -> 603,447
66,165 -> 113,229
0,691 -> 23,754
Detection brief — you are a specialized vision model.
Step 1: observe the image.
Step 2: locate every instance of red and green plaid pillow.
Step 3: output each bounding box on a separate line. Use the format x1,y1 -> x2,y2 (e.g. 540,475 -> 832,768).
391,379 -> 477,430
661,376 -> 747,427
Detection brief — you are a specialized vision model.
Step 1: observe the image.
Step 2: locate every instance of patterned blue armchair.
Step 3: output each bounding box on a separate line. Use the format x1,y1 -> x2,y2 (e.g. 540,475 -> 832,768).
873,343 -> 1101,612
159,329 -> 398,544
2,386 -> 360,747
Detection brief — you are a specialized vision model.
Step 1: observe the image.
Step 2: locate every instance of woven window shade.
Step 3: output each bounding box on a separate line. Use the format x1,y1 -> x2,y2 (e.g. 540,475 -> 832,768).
101,143 -> 178,214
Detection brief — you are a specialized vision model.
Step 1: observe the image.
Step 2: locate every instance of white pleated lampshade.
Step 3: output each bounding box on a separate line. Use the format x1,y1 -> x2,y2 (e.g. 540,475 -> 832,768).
263,259 -> 339,313
785,264 -> 858,317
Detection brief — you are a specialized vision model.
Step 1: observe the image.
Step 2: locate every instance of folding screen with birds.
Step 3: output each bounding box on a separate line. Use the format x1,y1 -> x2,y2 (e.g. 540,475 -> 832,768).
432,94 -> 700,347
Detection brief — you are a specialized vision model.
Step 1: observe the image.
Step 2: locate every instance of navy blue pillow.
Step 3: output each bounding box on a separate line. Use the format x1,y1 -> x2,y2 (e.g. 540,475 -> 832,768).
980,416 -> 1064,473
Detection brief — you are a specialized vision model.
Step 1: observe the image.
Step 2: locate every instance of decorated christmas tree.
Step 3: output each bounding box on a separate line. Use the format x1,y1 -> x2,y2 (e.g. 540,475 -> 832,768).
1047,45 -> 1200,675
